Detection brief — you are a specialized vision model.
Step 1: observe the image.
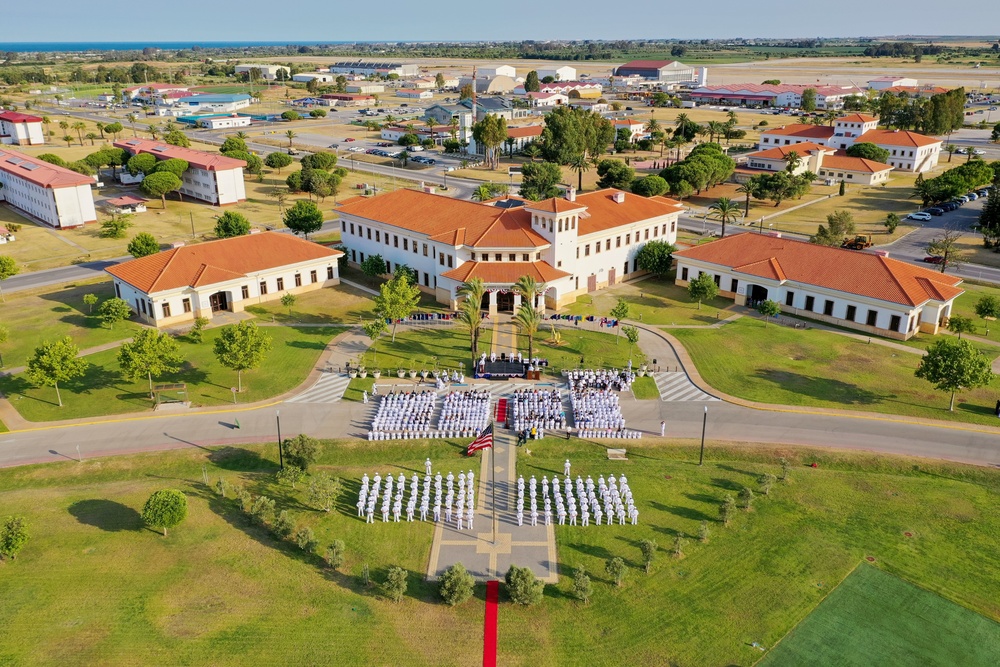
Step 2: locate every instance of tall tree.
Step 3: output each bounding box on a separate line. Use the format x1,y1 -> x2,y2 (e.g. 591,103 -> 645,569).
811,210 -> 856,246
707,197 -> 741,238
283,200 -> 324,238
915,338 -> 994,411
140,172 -> 182,209
127,232 -> 159,258
569,153 -> 590,191
609,298 -> 629,342
687,272 -> 718,310
471,114 -> 507,170
26,337 -> 88,407
213,321 -> 273,392
926,229 -> 965,273
456,278 -> 486,360
265,152 -> 293,173
519,161 -> 563,200
373,274 -> 421,342
800,88 -> 817,112
974,295 -> 1000,336
736,176 -> 764,218
97,297 -> 132,330
512,274 -> 544,310
363,318 -> 388,366
215,211 -> 251,238
512,302 -> 542,362
524,71 -> 540,93
636,240 -> 676,278
595,159 -> 634,189
118,328 -> 182,397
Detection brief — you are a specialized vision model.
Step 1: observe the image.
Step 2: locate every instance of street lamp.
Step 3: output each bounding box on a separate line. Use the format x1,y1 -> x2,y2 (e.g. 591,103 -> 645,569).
276,409 -> 284,469
698,406 -> 708,466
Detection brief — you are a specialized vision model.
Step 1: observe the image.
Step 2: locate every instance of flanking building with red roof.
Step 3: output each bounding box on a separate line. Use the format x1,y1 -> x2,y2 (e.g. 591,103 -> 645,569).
336,187 -> 684,312
673,234 -> 963,339
114,138 -> 247,205
105,232 -> 343,327
0,148 -> 97,228
0,111 -> 44,146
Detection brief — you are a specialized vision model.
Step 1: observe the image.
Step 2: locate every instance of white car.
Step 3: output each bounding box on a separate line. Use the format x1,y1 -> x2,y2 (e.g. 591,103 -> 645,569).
348,146 -> 365,153
906,212 -> 932,221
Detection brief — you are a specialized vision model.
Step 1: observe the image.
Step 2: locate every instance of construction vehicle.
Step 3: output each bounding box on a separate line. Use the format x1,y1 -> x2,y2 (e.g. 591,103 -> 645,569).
841,234 -> 873,250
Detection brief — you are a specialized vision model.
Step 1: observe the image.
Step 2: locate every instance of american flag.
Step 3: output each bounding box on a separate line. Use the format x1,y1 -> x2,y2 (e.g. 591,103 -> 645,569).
466,423 -> 494,456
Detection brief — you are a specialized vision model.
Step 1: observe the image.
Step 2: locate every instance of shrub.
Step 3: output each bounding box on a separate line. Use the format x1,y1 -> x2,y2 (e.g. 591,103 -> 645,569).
572,567 -> 593,604
282,434 -> 321,470
294,526 -> 317,553
324,540 -> 346,570
439,562 -> 475,606
505,564 -> 544,605
384,565 -> 408,602
141,489 -> 188,536
605,556 -> 627,587
272,510 -> 296,539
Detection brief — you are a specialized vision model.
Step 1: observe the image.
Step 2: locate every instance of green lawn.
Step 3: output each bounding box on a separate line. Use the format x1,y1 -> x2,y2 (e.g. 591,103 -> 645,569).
0,325 -> 343,422
563,275 -> 735,326
0,280 -> 142,369
630,375 -> 658,399
761,565 -> 1000,666
3,440 -> 1000,665
674,317 -> 1000,426
245,282 -> 376,325
949,280 -> 1000,339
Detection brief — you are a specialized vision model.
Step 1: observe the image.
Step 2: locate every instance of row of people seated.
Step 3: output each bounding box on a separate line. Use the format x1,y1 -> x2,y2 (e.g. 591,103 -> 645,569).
511,388 -> 566,433
370,390 -> 435,433
567,368 -> 635,393
438,390 -> 491,433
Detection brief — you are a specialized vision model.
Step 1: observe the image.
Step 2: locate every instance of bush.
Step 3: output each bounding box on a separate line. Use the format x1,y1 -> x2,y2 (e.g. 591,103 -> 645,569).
639,539 -> 657,573
505,564 -> 544,605
248,495 -> 276,526
127,232 -> 159,258
384,565 -> 408,602
307,472 -> 341,512
0,516 -> 29,560
605,556 -> 627,587
141,489 -> 188,536
272,510 -> 296,539
276,465 -> 306,489
439,562 -> 475,606
282,434 -> 321,470
214,211 -> 251,238
361,254 -> 387,278
294,526 -> 317,552
189,316 -> 209,343
571,567 -> 592,603
324,540 -> 346,570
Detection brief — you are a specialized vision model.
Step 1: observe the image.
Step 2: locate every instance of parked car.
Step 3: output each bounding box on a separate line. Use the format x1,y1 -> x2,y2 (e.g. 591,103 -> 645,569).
977,189 -> 990,197
923,255 -> 945,264
906,212 -> 932,221
343,137 -> 356,142
957,195 -> 970,203
967,192 -> 978,201
940,202 -> 959,211
925,207 -> 945,216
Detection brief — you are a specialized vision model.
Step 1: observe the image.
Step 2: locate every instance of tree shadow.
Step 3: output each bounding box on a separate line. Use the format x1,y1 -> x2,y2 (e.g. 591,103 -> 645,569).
286,340 -> 327,350
715,464 -> 758,478
207,446 -> 270,472
68,499 -> 143,532
567,542 -> 614,561
650,500 -> 713,523
751,370 -> 888,405
711,477 -> 743,492
0,375 -> 60,407
683,492 -> 721,505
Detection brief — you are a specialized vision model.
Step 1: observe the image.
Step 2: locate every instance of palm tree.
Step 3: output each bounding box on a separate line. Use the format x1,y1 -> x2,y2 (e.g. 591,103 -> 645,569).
94,121 -> 104,139
62,135 -> 73,148
71,121 -> 86,145
164,120 -> 177,133
736,176 -> 763,218
384,114 -> 397,125
569,153 -> 590,191
285,130 -> 297,147
126,113 -> 138,137
513,302 -> 543,362
522,144 -> 542,162
448,116 -> 459,141
823,109 -> 839,126
706,120 -> 725,144
58,120 -> 69,137
674,113 -> 690,132
456,278 -> 487,359
674,135 -> 689,162
235,131 -> 249,140
726,110 -> 738,125
471,183 -> 494,201
645,118 -> 661,136
708,197 -> 741,238
148,124 -> 161,140
424,115 -> 437,139
513,275 -> 545,311
84,132 -> 99,145
964,146 -> 975,163
784,151 -> 802,174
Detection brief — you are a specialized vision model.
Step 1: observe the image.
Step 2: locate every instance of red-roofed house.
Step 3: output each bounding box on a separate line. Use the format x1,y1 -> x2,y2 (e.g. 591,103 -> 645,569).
0,111 -> 44,146
0,148 -> 97,228
506,125 -> 544,151
115,138 -> 247,205
525,92 -> 569,107
105,232 -> 343,327
742,142 -> 893,185
674,234 -> 963,339
690,84 -> 863,109
336,187 -> 684,311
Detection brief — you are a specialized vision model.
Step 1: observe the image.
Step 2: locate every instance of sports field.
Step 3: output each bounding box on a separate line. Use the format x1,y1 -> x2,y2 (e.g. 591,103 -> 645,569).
760,565 -> 1000,666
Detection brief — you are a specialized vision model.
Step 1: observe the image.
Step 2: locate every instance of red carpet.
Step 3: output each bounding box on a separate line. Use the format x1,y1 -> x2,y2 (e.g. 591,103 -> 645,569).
483,579 -> 499,667
494,399 -> 508,423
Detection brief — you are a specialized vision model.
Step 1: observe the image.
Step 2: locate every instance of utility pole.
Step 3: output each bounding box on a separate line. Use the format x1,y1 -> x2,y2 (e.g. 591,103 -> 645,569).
698,406 -> 708,466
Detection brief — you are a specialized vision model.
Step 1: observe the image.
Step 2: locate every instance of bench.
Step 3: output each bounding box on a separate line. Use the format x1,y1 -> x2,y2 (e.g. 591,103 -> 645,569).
607,448 -> 628,461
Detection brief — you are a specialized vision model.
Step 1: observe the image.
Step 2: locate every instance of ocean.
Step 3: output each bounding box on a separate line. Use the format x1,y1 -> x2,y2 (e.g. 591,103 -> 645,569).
0,41 -> 355,53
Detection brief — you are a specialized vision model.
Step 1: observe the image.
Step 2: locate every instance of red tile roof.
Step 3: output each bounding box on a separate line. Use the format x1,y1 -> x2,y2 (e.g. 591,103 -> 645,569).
526,197 -> 587,214
762,124 -> 836,139
855,129 -> 941,148
674,234 -> 963,307
836,113 -> 877,123
0,111 -> 43,124
106,232 -> 342,294
572,190 -> 684,236
694,84 -> 861,97
506,125 -> 544,139
819,154 -> 893,174
748,142 -> 829,159
441,261 -> 570,284
114,138 -> 246,172
106,195 -> 149,206
0,148 -> 95,188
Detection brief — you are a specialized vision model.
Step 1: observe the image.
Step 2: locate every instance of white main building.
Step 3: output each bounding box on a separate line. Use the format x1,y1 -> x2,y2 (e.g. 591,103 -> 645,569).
0,148 -> 97,228
115,139 -> 247,205
337,188 -> 684,312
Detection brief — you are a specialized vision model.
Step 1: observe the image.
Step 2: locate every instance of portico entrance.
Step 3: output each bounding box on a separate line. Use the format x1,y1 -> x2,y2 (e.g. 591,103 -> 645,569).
209,291 -> 229,312
747,284 -> 768,305
496,291 -> 515,313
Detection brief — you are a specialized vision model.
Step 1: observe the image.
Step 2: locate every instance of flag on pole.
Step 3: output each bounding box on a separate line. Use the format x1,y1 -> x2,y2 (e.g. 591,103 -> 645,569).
466,423 -> 494,456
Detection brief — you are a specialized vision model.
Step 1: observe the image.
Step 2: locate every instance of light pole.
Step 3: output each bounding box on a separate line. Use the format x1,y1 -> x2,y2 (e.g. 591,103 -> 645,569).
276,409 -> 284,469
698,406 -> 707,466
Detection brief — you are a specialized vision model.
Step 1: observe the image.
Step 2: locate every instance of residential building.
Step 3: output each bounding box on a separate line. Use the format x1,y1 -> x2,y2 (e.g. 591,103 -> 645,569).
329,61 -> 420,78
292,72 -> 335,84
526,92 -> 569,107
346,83 -> 385,94
424,98 -> 531,152
336,187 -> 683,312
114,138 -> 247,205
439,75 -> 460,89
397,89 -> 434,100
613,119 -> 646,142
0,148 -> 97,228
758,113 -> 941,172
673,234 -> 963,340
689,83 -> 863,109
868,76 -> 918,90
321,93 -> 375,107
614,60 -> 696,84
506,125 -> 544,151
106,232 -> 343,328
234,64 -> 289,81
740,141 -> 894,186
537,66 -> 577,81
479,65 -> 517,78
0,111 -> 44,146
410,77 -> 437,89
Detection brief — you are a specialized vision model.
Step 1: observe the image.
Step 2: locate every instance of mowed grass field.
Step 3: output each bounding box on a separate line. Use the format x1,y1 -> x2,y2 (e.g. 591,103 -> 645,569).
673,317 -> 1000,425
2,440 -> 1000,665
564,275 -> 735,326
760,565 -> 1000,666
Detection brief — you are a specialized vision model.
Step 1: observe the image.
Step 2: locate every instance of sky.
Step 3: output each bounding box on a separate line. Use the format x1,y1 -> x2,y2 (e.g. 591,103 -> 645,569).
2,0 -> 1000,43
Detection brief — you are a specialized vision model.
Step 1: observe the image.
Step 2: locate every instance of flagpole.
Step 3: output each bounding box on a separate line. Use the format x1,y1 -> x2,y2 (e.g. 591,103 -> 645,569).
491,420 -> 496,545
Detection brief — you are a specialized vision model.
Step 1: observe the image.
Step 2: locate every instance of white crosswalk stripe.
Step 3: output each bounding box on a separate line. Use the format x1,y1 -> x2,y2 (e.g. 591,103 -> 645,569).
286,373 -> 351,404
653,372 -> 720,402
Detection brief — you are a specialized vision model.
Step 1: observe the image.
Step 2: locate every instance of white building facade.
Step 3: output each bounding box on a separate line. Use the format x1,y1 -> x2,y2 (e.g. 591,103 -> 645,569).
537,66 -> 577,81
0,112 -> 45,146
0,149 -> 96,228
115,139 -> 247,205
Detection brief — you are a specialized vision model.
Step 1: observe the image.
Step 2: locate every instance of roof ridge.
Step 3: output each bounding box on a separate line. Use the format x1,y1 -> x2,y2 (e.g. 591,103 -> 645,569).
146,248 -> 181,292
877,255 -> 918,306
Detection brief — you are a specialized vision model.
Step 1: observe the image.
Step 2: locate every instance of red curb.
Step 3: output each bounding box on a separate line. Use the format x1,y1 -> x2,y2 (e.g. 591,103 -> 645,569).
483,579 -> 499,667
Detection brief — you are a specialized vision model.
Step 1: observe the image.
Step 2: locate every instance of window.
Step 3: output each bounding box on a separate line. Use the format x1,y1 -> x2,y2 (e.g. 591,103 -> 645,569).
662,223 -> 667,235
351,250 -> 357,262
866,310 -> 878,326
671,220 -> 676,233
890,314 -> 902,332
367,228 -> 371,240
713,275 -> 721,287
606,239 -> 611,251
595,242 -> 601,254
439,253 -> 445,266
535,253 -> 541,261
341,220 -> 347,233
616,236 -> 621,248
294,274 -> 302,287
653,226 -> 658,238
115,283 -> 121,298
140,299 -> 147,315
509,254 -> 516,262
522,254 -> 529,262
576,248 -> 580,259
447,255 -> 453,268
403,238 -> 409,251
644,229 -> 649,240
423,272 -> 430,287
162,302 -> 171,318
558,219 -> 563,232
327,266 -> 334,280
626,233 -> 631,245
422,244 -> 428,256
495,253 -> 502,262
805,295 -> 815,311
823,300 -> 834,316
260,280 -> 269,295
241,285 -> 249,299
277,277 -> 284,290
349,223 -> 355,235
471,252 -> 476,261
681,267 -> 689,281
785,292 -> 794,307
730,278 -> 739,292
183,298 -> 192,313
846,305 -> 856,322
393,235 -> 398,247
310,270 -> 317,283
585,244 -> 590,257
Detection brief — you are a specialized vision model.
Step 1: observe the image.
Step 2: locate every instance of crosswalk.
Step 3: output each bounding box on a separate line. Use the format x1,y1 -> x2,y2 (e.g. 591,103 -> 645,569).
286,373 -> 351,404
652,372 -> 720,402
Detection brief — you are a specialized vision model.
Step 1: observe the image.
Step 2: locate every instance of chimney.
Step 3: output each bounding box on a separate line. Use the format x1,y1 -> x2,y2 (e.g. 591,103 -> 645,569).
566,186 -> 576,202
613,191 -> 626,204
